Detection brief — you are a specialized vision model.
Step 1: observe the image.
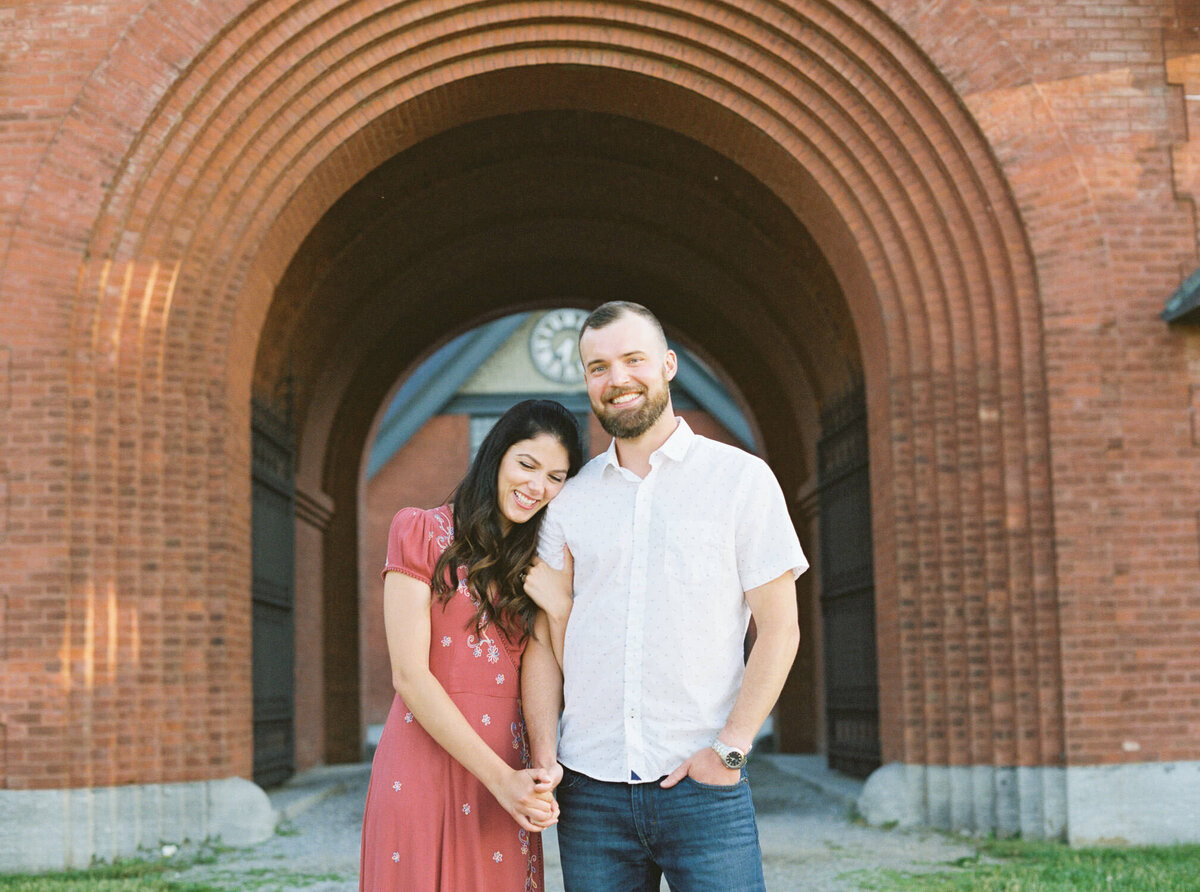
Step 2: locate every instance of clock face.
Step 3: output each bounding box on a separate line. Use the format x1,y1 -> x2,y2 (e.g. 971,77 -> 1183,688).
529,309 -> 589,384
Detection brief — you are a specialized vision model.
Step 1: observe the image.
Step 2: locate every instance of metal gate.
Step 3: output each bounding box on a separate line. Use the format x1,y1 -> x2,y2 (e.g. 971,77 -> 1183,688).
251,399 -> 296,787
817,385 -> 881,778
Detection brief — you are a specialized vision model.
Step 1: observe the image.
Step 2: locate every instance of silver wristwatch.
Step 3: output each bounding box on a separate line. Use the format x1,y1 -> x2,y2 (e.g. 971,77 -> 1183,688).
710,738 -> 748,770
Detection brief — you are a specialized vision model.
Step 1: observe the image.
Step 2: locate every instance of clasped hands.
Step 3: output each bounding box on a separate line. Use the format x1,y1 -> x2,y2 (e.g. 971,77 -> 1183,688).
496,763 -> 562,833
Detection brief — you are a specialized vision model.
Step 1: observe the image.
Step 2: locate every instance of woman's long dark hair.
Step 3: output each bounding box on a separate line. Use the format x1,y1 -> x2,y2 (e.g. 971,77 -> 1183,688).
431,399 -> 584,641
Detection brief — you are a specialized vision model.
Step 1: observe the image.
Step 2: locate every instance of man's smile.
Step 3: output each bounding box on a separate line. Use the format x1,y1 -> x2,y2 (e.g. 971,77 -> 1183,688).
606,389 -> 645,407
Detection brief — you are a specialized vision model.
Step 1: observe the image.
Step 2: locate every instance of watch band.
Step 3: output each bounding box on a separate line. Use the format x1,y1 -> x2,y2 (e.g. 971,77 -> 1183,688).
711,738 -> 748,769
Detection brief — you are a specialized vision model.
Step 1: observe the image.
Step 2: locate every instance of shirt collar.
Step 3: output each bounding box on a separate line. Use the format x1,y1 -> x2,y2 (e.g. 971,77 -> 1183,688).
601,416 -> 695,473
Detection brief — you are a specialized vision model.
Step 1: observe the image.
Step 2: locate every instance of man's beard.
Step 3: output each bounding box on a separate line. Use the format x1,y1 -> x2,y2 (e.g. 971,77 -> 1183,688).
594,376 -> 670,439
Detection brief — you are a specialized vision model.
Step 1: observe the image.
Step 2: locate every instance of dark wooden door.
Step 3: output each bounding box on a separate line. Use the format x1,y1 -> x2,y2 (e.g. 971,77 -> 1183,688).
817,386 -> 881,778
251,400 -> 296,787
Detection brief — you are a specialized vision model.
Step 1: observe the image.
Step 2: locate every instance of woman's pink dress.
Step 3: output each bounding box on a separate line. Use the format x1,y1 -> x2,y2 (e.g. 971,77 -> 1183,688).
360,505 -> 544,891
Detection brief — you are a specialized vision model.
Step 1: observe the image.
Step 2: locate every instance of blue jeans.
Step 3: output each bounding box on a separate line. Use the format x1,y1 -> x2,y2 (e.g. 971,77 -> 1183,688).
555,765 -> 766,891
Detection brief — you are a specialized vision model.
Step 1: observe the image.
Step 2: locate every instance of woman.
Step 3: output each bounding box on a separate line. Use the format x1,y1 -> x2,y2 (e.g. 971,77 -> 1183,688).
360,399 -> 583,891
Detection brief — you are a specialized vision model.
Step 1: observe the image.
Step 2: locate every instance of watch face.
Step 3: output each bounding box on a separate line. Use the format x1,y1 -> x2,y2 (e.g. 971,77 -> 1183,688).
724,751 -> 746,769
529,308 -> 588,384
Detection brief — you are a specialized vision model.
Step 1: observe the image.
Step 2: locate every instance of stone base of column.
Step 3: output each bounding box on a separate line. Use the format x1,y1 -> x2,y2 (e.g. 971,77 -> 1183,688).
0,777 -> 275,872
857,763 -> 1067,840
858,760 -> 1200,844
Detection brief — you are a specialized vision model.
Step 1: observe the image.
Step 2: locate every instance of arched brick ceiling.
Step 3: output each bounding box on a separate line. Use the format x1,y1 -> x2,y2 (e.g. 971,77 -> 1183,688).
257,109 -> 858,482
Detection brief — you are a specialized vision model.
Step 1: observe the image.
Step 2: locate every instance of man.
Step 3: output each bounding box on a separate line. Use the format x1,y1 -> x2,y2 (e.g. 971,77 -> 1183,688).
521,301 -> 808,890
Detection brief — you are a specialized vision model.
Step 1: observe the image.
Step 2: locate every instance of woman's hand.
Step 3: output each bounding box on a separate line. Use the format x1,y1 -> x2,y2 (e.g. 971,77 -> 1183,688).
529,765 -> 561,829
489,767 -> 560,832
523,544 -> 574,623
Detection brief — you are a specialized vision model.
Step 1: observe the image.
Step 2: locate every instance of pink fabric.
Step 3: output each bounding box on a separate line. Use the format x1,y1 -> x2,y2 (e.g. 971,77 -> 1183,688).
361,506 -> 543,891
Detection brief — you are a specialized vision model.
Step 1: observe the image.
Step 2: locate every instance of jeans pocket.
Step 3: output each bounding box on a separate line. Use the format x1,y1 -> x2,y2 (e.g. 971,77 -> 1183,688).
559,766 -> 588,792
680,774 -> 747,793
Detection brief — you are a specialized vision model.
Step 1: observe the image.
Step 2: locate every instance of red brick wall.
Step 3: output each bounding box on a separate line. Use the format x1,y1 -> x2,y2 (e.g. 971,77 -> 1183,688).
909,2 -> 1200,767
0,0 -> 1196,798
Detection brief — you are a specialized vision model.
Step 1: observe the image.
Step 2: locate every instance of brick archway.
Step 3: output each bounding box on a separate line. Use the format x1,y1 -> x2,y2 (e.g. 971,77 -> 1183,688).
2,0 -> 1078,846
261,105 -> 860,770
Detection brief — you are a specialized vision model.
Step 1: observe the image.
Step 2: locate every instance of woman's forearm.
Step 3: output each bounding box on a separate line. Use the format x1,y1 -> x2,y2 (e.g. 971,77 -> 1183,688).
521,612 -> 563,771
546,606 -> 570,671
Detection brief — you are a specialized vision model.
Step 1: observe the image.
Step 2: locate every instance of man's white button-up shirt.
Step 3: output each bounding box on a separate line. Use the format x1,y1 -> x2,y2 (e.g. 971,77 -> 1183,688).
539,418 -> 808,783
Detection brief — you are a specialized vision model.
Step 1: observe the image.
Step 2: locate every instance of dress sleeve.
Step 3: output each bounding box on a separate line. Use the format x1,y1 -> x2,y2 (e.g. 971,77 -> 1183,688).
381,506 -> 442,583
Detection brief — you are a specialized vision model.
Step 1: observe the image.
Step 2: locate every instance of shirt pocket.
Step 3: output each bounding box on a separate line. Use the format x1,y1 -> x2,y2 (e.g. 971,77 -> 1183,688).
662,514 -> 731,588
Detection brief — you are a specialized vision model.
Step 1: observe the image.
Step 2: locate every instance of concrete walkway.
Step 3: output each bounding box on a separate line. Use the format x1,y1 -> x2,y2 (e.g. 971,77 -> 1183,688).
164,756 -> 976,890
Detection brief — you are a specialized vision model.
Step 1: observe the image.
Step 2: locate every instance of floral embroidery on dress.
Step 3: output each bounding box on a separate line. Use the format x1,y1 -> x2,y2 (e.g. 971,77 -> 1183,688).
495,673 -> 505,685
523,829 -> 540,891
482,714 -> 492,726
467,628 -> 501,663
512,701 -> 531,763
392,852 -> 400,863
458,574 -> 482,607
462,803 -> 471,815
510,719 -> 530,764
392,781 -> 402,792
441,636 -> 452,647
404,712 -> 413,723
430,507 -> 454,551
493,851 -> 504,863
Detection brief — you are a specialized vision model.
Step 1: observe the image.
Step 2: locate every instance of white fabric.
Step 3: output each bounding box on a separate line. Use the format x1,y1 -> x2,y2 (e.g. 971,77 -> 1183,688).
539,418 -> 808,783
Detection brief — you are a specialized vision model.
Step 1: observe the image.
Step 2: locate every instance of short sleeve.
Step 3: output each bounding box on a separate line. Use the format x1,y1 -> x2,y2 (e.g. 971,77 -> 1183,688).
381,506 -> 447,583
734,458 -> 809,592
537,501 -> 568,570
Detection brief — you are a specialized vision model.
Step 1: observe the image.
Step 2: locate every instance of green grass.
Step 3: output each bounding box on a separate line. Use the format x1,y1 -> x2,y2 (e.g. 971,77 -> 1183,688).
0,856 -> 219,891
855,839 -> 1200,891
0,837 -> 349,892
191,869 -> 345,890
0,856 -> 349,892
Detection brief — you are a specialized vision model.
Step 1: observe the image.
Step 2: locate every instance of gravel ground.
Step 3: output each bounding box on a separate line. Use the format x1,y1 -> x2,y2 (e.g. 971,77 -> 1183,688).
163,758 -> 975,891
749,758 -> 974,891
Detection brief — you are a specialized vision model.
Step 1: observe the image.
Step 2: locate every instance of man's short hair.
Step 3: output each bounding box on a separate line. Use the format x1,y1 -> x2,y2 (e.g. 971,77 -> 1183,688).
579,301 -> 668,350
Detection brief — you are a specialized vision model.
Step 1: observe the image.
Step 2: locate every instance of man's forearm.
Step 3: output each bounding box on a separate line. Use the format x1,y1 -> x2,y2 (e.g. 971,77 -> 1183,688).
719,627 -> 799,751
720,573 -> 801,751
